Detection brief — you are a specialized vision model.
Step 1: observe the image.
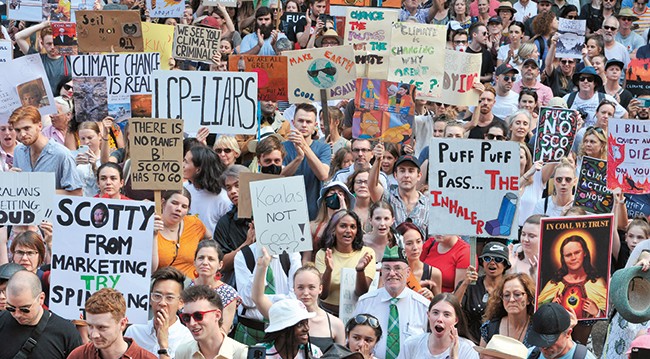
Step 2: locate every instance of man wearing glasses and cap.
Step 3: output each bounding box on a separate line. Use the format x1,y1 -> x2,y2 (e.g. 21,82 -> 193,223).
0,271 -> 82,358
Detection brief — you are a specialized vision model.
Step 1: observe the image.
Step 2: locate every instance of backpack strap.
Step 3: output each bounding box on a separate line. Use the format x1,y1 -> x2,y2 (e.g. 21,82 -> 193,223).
573,343 -> 588,359
13,310 -> 50,359
279,252 -> 291,277
241,245 -> 255,273
567,91 -> 578,108
598,91 -> 605,104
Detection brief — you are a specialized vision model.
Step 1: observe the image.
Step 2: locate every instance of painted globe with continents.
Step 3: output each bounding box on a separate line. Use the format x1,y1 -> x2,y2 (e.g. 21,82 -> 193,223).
307,58 -> 338,89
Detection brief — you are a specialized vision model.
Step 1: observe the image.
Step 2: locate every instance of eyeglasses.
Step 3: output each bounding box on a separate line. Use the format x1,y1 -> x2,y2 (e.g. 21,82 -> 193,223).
14,250 -> 39,258
482,255 -> 506,263
579,76 -> 595,83
351,314 -> 380,328
603,25 -> 618,31
307,66 -> 337,78
555,176 -> 573,183
502,291 -> 526,301
6,296 -> 39,314
354,179 -> 369,186
63,84 -> 73,91
453,40 -> 468,45
620,17 -> 635,22
351,148 -> 371,153
561,60 -> 574,65
214,148 -> 233,154
180,309 -> 219,324
150,292 -> 179,303
486,134 -> 506,140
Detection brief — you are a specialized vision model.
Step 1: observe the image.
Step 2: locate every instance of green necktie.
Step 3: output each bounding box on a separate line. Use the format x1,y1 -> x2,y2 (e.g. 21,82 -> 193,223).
265,266 -> 276,295
386,297 -> 400,359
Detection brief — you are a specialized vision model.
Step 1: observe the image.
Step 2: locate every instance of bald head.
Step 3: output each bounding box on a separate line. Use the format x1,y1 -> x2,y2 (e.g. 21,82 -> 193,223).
7,270 -> 42,298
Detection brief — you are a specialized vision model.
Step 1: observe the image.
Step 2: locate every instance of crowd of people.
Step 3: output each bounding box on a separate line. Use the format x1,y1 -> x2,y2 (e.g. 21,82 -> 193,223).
1,0 -> 650,358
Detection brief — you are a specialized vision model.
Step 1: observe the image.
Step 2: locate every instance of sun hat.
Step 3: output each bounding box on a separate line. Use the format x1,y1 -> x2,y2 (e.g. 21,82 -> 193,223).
610,265 -> 650,323
496,2 -> 517,14
474,335 -> 528,359
616,8 -> 640,22
528,303 -> 571,347
317,181 -> 356,209
547,97 -> 568,109
315,28 -> 343,47
266,298 -> 316,333
572,66 -> 603,87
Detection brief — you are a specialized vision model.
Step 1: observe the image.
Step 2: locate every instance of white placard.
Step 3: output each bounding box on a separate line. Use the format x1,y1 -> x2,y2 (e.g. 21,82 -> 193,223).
0,40 -> 12,64
0,172 -> 55,226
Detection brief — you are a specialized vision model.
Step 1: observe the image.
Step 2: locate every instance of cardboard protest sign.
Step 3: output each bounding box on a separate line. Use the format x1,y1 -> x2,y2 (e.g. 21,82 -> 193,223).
607,119 -> 650,194
228,55 -> 288,101
249,176 -> 312,255
428,138 -> 520,238
51,22 -> 78,55
172,24 -> 221,62
575,156 -> 613,213
0,54 -> 57,124
344,7 -> 399,79
533,107 -> 578,162
147,0 -> 184,18
238,172 -> 280,218
388,22 -> 446,100
557,19 -> 585,59
152,70 -> 258,134
281,12 -> 305,36
0,40 -> 12,63
537,215 -> 612,321
352,78 -> 415,143
71,53 -> 160,122
129,118 -> 184,190
625,59 -> 650,97
0,172 -> 55,226
142,22 -> 174,71
285,46 -> 356,103
49,196 -> 155,323
331,0 -> 401,8
438,50 -> 482,106
75,10 -> 144,53
203,0 -> 237,6
339,268 -> 360,324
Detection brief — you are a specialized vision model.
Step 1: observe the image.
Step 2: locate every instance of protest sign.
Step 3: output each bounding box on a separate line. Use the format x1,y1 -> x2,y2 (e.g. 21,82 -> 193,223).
71,53 -> 160,122
147,0 -> 184,18
344,7 -> 398,79
8,0 -> 43,21
281,12 -> 305,36
533,107 -> 578,162
129,118 -> 184,190
203,0 -> 237,6
286,46 -> 356,103
438,50 -> 482,106
228,55 -> 288,101
575,156 -> 613,213
0,40 -> 13,63
388,22 -> 446,100
172,24 -> 221,62
625,59 -> 650,97
557,19 -> 585,59
238,173 -> 280,218
608,119 -> 650,194
428,138 -> 520,238
8,0 -> 76,22
331,0 -> 401,8
142,22 -> 174,71
625,194 -> 650,218
537,215 -> 612,320
0,172 -> 55,226
0,54 -> 57,124
75,10 -> 144,53
339,268 -> 360,324
49,196 -> 155,323
249,176 -> 312,255
51,22 -> 78,55
152,70 -> 258,134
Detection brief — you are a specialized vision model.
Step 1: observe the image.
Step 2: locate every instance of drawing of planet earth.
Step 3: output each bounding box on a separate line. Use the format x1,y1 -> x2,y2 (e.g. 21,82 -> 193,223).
307,58 -> 338,89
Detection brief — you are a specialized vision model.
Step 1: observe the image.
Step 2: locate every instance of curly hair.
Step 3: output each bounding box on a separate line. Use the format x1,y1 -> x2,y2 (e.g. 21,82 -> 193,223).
85,288 -> 126,322
483,273 -> 536,321
328,147 -> 352,178
318,209 -> 364,251
532,11 -> 556,37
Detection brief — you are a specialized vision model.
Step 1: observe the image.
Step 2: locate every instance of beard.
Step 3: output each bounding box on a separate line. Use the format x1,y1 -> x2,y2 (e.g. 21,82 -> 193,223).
258,23 -> 273,39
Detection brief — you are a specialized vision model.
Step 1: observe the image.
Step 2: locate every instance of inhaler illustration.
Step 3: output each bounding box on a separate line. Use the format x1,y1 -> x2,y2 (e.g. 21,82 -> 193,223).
485,192 -> 518,236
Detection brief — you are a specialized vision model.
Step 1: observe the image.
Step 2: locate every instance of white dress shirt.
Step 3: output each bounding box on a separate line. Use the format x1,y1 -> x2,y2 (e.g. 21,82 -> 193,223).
124,318 -> 194,358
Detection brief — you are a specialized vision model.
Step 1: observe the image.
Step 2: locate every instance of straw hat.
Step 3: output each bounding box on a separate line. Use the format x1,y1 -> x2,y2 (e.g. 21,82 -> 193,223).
474,335 -> 528,359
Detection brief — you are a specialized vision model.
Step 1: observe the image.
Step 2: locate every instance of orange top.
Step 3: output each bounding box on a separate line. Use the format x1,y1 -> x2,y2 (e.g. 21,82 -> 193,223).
157,215 -> 207,279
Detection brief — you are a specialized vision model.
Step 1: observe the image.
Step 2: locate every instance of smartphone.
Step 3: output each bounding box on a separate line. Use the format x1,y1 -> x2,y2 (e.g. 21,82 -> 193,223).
247,346 -> 266,359
78,145 -> 90,154
639,98 -> 650,108
631,347 -> 650,359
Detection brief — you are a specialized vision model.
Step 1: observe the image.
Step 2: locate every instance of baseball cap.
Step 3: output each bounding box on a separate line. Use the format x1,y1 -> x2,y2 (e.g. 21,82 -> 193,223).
496,63 -> 519,76
522,58 -> 539,68
0,263 -> 26,281
393,155 -> 420,172
605,58 -> 625,71
480,242 -> 511,269
488,16 -> 502,24
528,303 -> 571,347
194,15 -> 220,29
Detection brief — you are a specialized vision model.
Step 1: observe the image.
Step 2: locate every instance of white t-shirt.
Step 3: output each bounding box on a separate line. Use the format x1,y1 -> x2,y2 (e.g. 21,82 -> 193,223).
518,170 -> 545,226
398,333 -> 479,359
183,182 -> 232,235
493,91 -> 520,120
562,92 -> 627,127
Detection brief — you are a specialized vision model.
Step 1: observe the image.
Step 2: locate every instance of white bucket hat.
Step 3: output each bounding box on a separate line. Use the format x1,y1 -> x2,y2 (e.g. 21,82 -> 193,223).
474,335 -> 529,359
266,299 -> 316,333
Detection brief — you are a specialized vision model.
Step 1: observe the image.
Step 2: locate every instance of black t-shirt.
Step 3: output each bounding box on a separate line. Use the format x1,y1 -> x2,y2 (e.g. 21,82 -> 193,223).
467,116 -> 506,139
293,17 -> 314,44
466,47 -> 495,82
0,310 -> 83,359
544,67 -> 575,98
456,276 -> 488,343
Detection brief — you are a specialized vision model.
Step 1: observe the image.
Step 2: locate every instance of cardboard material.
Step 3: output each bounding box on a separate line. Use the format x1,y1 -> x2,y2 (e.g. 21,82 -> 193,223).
238,172 -> 279,218
228,55 -> 288,101
142,22 -> 174,71
75,10 -> 144,53
172,24 -> 221,62
607,119 -> 650,194
285,45 -> 357,103
152,70 -> 258,134
129,118 -> 184,191
438,50 -> 482,106
0,172 -> 55,226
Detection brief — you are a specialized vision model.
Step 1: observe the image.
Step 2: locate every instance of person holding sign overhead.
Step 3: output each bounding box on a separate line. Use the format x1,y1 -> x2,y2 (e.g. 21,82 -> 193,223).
152,189 -> 212,279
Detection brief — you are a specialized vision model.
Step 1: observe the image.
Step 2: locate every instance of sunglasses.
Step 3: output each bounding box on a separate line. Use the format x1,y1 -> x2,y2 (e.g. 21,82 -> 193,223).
620,17 -> 635,21
565,15 -> 578,19
453,40 -> 468,45
482,256 -> 505,264
555,176 -> 573,183
486,134 -> 506,140
603,25 -> 618,31
180,309 -> 219,324
6,297 -> 39,314
579,76 -> 595,83
350,314 -> 380,328
502,75 -> 515,82
63,84 -> 73,91
561,60 -> 574,65
215,148 -> 233,154
586,126 -> 605,135
307,66 -> 337,77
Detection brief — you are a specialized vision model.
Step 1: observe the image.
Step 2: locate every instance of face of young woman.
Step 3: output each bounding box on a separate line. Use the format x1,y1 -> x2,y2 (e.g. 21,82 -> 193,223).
219,40 -> 233,55
428,300 -> 458,339
163,193 -> 190,223
381,151 -> 396,174
286,1 -> 299,12
342,152 -> 354,169
595,104 -> 615,129
553,167 -> 576,196
347,324 -> 379,354
586,39 -> 600,58
520,222 -> 540,254
98,167 -> 123,198
194,247 -> 221,278
403,229 -> 423,261
183,151 -> 199,181
353,172 -> 370,198
454,0 -> 466,15
625,226 -> 648,252
79,129 -> 100,152
335,215 -> 357,248
13,245 -> 40,273
293,270 -> 322,308
582,134 -> 603,158
370,208 -> 394,237
518,94 -> 536,112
